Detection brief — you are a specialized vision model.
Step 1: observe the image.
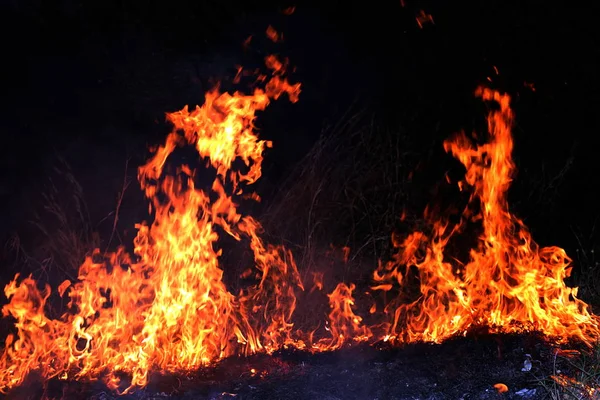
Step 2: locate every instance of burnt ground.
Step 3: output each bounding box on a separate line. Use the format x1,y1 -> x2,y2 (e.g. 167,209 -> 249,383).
2,331 -> 589,400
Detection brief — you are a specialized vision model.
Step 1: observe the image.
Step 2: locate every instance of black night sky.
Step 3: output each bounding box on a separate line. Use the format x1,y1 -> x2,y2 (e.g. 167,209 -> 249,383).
1,0 -> 600,275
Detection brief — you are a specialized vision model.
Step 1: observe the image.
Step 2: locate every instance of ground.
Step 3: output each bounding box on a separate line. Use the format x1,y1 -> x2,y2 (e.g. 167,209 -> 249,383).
3,332 -> 583,400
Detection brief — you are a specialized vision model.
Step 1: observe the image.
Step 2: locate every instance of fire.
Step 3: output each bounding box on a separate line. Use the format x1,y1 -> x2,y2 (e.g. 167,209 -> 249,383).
1,38 -> 599,394
372,87 -> 599,345
320,283 -> 372,351
0,54 -> 303,394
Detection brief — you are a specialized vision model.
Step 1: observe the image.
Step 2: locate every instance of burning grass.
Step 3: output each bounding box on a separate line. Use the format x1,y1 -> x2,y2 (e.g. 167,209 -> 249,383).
3,332 -> 591,400
2,38 -> 600,398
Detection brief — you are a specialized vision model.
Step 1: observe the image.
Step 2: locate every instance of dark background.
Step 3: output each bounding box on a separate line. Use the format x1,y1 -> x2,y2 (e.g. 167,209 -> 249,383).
1,0 -> 599,283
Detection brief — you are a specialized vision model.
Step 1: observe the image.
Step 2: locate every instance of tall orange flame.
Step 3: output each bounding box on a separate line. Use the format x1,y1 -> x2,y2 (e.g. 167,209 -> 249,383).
372,87 -> 599,345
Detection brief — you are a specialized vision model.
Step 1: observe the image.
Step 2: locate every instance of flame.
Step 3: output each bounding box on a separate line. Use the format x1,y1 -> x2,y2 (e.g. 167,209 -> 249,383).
1,46 -> 598,395
266,25 -> 282,43
372,87 -> 599,345
310,272 -> 324,292
319,283 -> 372,351
0,55 -> 304,393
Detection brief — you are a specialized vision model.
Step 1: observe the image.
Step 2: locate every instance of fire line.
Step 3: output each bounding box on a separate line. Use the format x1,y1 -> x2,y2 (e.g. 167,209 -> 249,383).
1,54 -> 598,394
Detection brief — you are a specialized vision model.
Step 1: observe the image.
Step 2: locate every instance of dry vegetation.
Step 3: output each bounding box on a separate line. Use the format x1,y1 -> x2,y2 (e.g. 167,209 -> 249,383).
5,157 -> 99,283
259,110 -> 420,286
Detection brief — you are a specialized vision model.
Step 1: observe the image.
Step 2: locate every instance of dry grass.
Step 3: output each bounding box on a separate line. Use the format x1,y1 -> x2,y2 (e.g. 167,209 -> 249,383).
5,156 -> 130,290
7,157 -> 98,283
259,108 -> 419,288
571,227 -> 600,309
515,150 -> 575,215
534,347 -> 600,399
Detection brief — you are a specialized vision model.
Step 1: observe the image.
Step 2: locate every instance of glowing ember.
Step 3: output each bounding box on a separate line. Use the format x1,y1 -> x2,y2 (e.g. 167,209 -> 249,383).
1,47 -> 598,395
494,383 -> 509,393
266,25 -> 282,42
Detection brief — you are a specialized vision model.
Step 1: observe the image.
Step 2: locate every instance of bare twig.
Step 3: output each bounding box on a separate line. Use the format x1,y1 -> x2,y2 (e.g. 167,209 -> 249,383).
104,158 -> 132,254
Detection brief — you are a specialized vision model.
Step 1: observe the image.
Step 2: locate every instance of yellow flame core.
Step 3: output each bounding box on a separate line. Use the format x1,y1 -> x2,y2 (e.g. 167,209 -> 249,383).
0,63 -> 598,396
